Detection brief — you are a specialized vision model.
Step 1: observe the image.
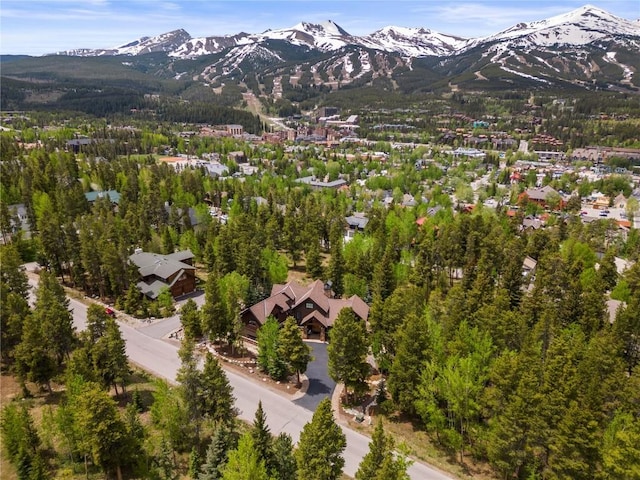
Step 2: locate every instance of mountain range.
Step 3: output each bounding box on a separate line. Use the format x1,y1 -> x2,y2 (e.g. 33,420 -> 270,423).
2,4 -> 639,111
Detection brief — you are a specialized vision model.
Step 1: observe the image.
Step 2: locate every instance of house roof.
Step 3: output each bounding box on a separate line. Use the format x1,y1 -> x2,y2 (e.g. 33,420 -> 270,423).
523,256 -> 538,271
130,250 -> 195,281
85,190 -> 121,204
523,185 -> 558,201
246,280 -> 369,327
614,193 -> 627,204
345,214 -> 369,230
136,269 -> 189,300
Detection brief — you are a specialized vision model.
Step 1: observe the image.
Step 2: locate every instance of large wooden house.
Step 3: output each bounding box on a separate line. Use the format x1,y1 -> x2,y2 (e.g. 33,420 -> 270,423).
241,280 -> 369,341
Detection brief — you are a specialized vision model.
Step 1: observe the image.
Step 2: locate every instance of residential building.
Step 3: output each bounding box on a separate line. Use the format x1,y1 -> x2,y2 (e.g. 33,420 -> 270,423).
129,250 -> 196,300
241,280 -> 369,341
344,213 -> 368,242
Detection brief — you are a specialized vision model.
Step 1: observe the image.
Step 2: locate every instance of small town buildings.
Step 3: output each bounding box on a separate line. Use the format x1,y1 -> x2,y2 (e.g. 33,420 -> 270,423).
129,250 -> 196,300
241,280 -> 369,341
452,147 -> 486,159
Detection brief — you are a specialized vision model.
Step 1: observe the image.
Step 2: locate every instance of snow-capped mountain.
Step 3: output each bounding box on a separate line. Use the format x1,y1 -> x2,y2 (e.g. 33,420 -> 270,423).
443,4 -> 640,89
43,5 -> 640,93
261,20 -> 352,51
54,5 -> 639,59
58,29 -> 191,56
169,32 -> 253,58
359,26 -> 467,57
464,4 -> 640,51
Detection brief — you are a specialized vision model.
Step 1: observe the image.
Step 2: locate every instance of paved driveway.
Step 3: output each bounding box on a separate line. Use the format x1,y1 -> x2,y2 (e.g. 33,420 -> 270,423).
293,341 -> 336,411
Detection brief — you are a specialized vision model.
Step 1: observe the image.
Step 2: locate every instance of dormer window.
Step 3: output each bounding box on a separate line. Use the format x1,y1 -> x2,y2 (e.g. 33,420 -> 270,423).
306,302 -> 314,309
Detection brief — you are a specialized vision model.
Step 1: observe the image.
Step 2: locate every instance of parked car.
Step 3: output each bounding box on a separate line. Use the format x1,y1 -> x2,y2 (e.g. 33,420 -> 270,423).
105,307 -> 116,317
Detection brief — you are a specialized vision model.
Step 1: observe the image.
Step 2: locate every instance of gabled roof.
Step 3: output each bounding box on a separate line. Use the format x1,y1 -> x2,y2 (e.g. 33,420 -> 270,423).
130,250 -> 195,281
246,280 -> 369,327
523,185 -> 558,201
292,279 -> 329,314
326,295 -> 370,327
136,267 -> 191,300
345,214 -> 369,230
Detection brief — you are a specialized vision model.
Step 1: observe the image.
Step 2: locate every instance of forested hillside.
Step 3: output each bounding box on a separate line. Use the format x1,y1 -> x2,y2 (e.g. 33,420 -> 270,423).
1,105 -> 639,480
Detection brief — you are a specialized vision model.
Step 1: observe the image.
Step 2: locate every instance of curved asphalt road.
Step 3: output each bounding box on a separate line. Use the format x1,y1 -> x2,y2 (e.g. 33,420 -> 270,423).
27,272 -> 452,480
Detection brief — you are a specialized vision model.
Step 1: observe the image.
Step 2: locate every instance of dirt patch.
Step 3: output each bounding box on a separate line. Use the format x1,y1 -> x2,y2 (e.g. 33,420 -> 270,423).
1,371 -> 23,404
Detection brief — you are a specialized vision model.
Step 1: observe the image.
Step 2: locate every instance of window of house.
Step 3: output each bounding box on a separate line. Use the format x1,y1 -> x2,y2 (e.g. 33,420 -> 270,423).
306,302 -> 314,309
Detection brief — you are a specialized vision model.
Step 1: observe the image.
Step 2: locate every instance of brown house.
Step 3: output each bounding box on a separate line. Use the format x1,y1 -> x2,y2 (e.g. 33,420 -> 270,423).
241,280 -> 369,341
518,185 -> 564,209
129,250 -> 196,299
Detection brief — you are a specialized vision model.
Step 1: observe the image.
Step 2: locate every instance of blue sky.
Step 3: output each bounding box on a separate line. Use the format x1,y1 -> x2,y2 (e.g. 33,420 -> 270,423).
1,0 -> 638,55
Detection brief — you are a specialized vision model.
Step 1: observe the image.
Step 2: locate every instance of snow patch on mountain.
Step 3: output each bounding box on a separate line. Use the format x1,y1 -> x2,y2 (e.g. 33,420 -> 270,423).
262,20 -> 351,51
466,4 -> 640,51
361,26 -> 467,56
112,29 -> 191,55
500,66 -> 551,84
602,51 -> 635,84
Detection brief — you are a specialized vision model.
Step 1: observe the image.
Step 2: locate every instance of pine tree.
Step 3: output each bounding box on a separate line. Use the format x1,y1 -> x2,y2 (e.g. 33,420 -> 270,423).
0,243 -> 30,297
0,403 -> 43,474
123,282 -> 143,316
180,298 -> 203,342
71,381 -> 132,479
103,317 -> 129,395
199,423 -> 236,480
272,433 -> 297,480
295,398 -> 346,480
328,308 -> 370,399
200,352 -> 235,424
251,401 -> 273,472
278,317 -> 312,386
388,312 -> 435,416
602,411 -> 640,480
14,312 -> 56,392
201,273 -> 227,343
257,317 -> 287,380
176,338 -> 203,447
222,433 -> 270,480
305,240 -> 323,279
189,447 -> 201,480
598,248 -> 618,291
0,286 -> 30,364
355,421 -> 394,480
156,438 -> 178,480
327,229 -> 344,297
283,199 -> 302,268
33,271 -> 76,366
